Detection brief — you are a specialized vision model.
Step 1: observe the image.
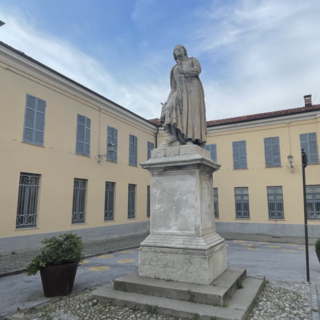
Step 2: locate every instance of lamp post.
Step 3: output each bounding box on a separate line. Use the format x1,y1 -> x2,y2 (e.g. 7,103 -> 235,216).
287,154 -> 293,172
98,142 -> 115,163
301,148 -> 310,282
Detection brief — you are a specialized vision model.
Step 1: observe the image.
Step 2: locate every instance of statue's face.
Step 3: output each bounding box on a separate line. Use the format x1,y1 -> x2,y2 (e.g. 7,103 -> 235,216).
174,46 -> 186,60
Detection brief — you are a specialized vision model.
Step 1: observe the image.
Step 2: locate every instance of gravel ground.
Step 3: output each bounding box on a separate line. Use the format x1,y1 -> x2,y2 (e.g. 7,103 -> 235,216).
0,233 -> 148,276
3,280 -> 318,320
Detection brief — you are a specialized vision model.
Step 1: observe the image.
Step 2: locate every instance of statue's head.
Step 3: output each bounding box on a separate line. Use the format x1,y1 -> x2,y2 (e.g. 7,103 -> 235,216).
173,45 -> 188,62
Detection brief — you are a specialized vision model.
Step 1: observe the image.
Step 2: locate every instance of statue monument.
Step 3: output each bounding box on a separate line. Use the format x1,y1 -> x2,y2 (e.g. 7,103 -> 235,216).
92,45 -> 264,320
138,45 -> 227,285
160,45 -> 207,146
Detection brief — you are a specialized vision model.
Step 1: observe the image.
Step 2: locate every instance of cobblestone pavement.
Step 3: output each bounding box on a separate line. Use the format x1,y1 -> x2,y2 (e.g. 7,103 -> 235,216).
0,233 -> 149,277
2,281 -> 318,320
1,236 -> 320,319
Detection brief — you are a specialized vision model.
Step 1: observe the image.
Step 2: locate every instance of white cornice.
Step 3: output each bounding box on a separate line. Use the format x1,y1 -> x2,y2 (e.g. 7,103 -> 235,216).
207,111 -> 320,134
0,45 -> 157,133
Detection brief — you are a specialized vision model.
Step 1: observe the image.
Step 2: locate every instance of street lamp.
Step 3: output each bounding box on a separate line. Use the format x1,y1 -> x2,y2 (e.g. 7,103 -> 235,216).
98,142 -> 115,163
287,153 -> 293,170
0,21 -> 5,27
301,149 -> 310,282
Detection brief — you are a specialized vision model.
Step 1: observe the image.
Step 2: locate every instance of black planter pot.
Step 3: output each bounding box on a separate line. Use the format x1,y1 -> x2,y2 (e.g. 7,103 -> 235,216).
316,250 -> 320,264
40,262 -> 78,297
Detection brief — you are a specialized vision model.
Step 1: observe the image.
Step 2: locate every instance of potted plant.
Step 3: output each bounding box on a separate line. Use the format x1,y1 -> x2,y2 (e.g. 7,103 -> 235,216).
315,239 -> 320,263
26,233 -> 84,297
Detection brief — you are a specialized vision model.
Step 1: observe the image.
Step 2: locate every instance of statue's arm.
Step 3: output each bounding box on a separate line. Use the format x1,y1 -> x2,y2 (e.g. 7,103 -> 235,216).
183,57 -> 202,76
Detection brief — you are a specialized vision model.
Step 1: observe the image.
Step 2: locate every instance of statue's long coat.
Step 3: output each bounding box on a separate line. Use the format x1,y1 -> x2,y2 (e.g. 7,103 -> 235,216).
164,57 -> 207,144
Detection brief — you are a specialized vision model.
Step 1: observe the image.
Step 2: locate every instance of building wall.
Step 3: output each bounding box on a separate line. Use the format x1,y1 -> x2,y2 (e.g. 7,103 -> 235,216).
158,115 -> 320,236
0,55 -> 155,252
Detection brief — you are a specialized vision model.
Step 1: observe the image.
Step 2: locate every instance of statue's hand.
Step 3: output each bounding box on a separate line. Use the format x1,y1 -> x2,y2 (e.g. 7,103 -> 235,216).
176,66 -> 185,74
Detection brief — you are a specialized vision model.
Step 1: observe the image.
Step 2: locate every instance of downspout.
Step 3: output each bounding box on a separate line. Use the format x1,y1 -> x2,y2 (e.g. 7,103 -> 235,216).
155,125 -> 159,148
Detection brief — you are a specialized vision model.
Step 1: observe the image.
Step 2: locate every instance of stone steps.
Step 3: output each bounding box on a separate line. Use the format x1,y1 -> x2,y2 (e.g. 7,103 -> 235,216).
114,267 -> 246,306
91,273 -> 264,320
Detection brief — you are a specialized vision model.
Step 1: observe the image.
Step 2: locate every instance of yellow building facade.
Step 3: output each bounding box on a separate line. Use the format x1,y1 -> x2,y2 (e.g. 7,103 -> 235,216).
0,41 -> 319,252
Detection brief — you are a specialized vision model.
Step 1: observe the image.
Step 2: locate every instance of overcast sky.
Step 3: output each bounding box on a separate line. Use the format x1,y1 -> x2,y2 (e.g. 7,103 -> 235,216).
0,0 -> 319,121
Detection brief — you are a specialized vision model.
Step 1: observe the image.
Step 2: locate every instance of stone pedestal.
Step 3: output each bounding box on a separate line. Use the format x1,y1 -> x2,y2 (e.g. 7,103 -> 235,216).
139,145 -> 227,285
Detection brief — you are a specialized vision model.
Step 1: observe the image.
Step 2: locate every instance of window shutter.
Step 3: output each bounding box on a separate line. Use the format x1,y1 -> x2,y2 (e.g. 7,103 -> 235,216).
300,134 -> 310,163
147,142 -> 154,160
134,136 -> 138,166
308,133 -> 319,164
23,95 -> 36,143
205,144 -> 217,162
272,137 -> 281,166
264,138 -> 273,167
34,98 -> 46,145
239,141 -> 247,168
233,142 -> 240,169
23,95 -> 46,145
107,127 -> 113,161
129,135 -> 134,165
84,118 -> 90,155
113,128 -> 118,162
76,115 -> 85,154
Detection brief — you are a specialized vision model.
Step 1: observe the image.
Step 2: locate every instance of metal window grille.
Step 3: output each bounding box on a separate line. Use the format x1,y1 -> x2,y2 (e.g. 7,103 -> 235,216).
72,179 -> 87,224
23,94 -> 46,146
306,185 -> 320,219
147,142 -> 154,160
107,126 -> 118,162
235,187 -> 250,218
300,133 -> 319,164
232,141 -> 247,169
205,144 -> 217,162
105,182 -> 115,221
129,135 -> 138,166
267,187 -> 284,219
264,137 -> 281,167
213,188 -> 219,218
128,184 -> 136,218
147,186 -> 150,217
16,173 -> 40,229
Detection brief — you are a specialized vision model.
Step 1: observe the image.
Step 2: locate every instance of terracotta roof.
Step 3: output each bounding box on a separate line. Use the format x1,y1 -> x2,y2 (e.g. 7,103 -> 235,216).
149,104 -> 320,128
0,41 -> 157,128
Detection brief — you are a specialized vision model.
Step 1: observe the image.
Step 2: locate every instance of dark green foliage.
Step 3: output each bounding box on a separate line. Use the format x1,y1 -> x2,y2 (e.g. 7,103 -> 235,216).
145,304 -> 157,314
25,233 -> 84,276
237,279 -> 244,289
315,238 -> 320,251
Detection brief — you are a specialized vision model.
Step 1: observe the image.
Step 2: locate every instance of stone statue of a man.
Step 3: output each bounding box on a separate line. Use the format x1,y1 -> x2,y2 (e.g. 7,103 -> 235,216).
160,45 -> 207,146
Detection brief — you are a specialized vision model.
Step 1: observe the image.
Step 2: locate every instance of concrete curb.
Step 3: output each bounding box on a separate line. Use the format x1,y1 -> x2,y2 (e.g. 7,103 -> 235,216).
312,283 -> 320,320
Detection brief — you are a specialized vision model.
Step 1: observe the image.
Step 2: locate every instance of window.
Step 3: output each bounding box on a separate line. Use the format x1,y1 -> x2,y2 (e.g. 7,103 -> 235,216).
16,173 -> 40,229
23,94 -> 46,146
267,187 -> 284,219
235,187 -> 250,219
147,142 -> 154,160
128,184 -> 136,218
232,141 -> 247,169
105,182 -> 115,221
147,186 -> 150,217
213,188 -> 219,218
205,144 -> 217,162
264,137 -> 281,167
107,126 -> 118,162
300,133 -> 319,164
129,134 -> 138,166
76,115 -> 91,156
306,185 -> 320,219
72,179 -> 87,224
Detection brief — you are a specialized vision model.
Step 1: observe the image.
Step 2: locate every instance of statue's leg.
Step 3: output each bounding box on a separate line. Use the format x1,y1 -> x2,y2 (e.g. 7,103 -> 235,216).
166,125 -> 178,144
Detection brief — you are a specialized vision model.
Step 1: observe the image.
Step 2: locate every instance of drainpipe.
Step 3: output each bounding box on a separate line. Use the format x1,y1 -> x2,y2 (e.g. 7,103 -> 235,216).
155,126 -> 159,148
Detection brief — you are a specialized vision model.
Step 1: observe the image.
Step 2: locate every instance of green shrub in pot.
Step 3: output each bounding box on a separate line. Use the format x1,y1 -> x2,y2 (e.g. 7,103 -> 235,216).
315,238 -> 320,251
26,233 -> 84,276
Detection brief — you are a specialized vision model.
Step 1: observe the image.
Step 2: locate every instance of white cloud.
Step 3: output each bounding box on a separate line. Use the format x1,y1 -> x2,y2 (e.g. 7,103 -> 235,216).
193,0 -> 320,120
